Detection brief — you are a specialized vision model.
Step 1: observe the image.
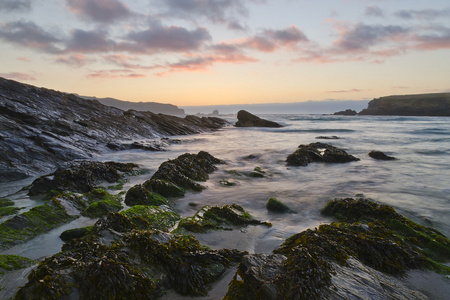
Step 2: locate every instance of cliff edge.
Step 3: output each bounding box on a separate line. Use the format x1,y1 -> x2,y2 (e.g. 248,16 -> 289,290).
359,93 -> 450,116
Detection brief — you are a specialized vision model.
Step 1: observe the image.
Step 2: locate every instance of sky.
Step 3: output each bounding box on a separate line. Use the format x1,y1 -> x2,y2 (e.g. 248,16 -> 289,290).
0,0 -> 449,106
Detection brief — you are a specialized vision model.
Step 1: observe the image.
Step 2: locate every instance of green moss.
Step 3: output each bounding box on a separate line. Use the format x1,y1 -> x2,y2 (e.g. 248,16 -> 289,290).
266,197 -> 291,213
0,203 -> 76,249
144,179 -> 186,198
0,198 -> 14,207
0,254 -> 34,274
121,205 -> 181,232
175,204 -> 271,234
0,206 -> 20,217
125,184 -> 171,207
107,179 -> 126,190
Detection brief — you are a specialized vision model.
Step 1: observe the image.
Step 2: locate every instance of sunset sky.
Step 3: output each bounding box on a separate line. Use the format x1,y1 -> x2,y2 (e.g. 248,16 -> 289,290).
1,0 -> 449,106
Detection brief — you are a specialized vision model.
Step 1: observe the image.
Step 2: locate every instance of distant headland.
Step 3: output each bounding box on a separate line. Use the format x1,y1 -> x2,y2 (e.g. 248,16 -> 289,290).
358,93 -> 450,116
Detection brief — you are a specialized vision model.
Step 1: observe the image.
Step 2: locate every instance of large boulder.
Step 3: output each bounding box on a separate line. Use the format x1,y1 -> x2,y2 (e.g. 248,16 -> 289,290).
235,110 -> 283,128
286,142 -> 360,166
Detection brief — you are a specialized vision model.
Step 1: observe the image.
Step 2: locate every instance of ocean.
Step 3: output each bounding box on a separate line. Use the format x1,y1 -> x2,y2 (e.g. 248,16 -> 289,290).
1,114 -> 450,298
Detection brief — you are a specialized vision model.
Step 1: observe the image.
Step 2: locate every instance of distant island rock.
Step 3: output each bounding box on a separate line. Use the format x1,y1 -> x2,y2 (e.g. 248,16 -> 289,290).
359,93 -> 450,116
0,77 -> 228,182
334,109 -> 357,116
82,96 -> 185,116
235,110 -> 283,128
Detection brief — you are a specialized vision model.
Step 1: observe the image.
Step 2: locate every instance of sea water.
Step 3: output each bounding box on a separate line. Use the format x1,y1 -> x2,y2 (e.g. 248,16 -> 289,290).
1,114 -> 449,298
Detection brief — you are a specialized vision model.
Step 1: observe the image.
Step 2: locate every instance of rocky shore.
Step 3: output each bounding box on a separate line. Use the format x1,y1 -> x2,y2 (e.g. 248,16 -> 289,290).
0,77 -> 228,182
1,148 -> 448,299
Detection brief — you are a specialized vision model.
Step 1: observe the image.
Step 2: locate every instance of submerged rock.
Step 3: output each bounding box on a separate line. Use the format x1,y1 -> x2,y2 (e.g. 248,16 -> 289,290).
286,142 -> 360,166
235,110 -> 283,128
334,109 -> 357,116
225,197 -> 450,300
266,197 -> 292,213
369,150 -> 396,160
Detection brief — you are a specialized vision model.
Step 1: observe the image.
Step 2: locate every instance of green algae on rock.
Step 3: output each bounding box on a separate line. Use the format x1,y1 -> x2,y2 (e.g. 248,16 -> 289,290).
0,201 -> 77,250
0,199 -> 14,207
121,205 -> 181,232
0,254 -> 35,275
81,188 -> 123,218
266,197 -> 292,213
176,204 -> 272,234
125,184 -> 171,206
225,197 -> 450,300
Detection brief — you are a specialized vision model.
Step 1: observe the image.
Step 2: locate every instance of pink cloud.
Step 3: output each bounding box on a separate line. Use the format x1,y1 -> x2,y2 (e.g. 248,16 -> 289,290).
86,69 -> 145,79
17,56 -> 31,62
55,54 -> 94,67
326,89 -> 368,93
66,0 -> 132,23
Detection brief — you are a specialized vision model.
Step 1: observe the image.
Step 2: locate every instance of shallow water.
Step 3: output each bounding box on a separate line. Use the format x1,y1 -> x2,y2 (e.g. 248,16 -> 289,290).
1,114 -> 449,298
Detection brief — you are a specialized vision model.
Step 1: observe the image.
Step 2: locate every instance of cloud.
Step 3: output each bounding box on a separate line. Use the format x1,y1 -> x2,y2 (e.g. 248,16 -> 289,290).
0,0 -> 31,12
0,21 -> 61,53
17,56 -> 31,62
65,29 -> 116,53
0,72 -> 36,81
412,26 -> 450,50
395,8 -> 450,21
365,6 -> 384,17
119,24 -> 211,53
66,0 -> 132,23
86,69 -> 145,79
55,54 -> 94,67
326,89 -> 368,93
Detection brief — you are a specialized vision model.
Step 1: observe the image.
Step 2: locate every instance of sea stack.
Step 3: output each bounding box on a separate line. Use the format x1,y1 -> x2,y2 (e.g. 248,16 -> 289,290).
235,110 -> 283,128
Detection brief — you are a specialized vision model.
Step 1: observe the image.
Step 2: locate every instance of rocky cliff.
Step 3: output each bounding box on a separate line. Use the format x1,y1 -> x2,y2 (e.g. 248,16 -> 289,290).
0,77 -> 228,182
359,93 -> 450,116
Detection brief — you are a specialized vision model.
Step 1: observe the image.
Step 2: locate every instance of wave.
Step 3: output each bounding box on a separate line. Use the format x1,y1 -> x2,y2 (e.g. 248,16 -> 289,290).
410,128 -> 450,135
265,128 -> 357,133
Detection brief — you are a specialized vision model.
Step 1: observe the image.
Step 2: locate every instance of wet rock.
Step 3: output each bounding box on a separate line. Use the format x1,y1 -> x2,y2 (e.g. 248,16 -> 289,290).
315,135 -> 340,139
0,254 -> 35,274
225,197 -> 449,299
28,161 -> 139,196
0,77 -> 228,182
176,204 -> 272,233
60,227 -> 91,242
0,199 -> 14,207
235,110 -> 283,128
125,184 -> 170,206
286,142 -> 359,166
81,189 -> 123,218
266,197 -> 291,213
369,150 -> 396,160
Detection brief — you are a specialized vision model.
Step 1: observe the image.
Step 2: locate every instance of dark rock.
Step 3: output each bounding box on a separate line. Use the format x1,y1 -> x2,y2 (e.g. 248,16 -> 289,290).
0,77 -> 229,182
225,197 -> 449,300
369,150 -> 396,160
124,184 -> 170,206
334,109 -> 357,115
286,142 -> 359,166
60,227 -> 91,242
235,110 -> 283,128
359,93 -> 450,116
28,161 -> 139,196
266,197 -> 291,213
315,135 -> 339,140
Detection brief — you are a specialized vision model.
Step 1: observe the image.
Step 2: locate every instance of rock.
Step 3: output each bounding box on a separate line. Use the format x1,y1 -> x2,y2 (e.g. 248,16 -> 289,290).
28,161 -> 139,196
60,227 -> 91,242
359,93 -> 450,116
175,204 -> 272,233
225,197 -> 449,299
334,109 -> 357,115
266,197 -> 291,213
81,189 -> 123,218
286,142 -> 359,166
369,150 -> 396,160
315,135 -> 340,139
125,184 -> 170,206
235,110 -> 283,128
0,198 -> 14,207
0,77 -> 229,182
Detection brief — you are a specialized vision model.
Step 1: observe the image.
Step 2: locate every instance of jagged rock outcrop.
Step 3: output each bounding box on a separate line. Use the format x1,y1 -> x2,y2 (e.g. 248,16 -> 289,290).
0,77 -> 228,182
235,110 -> 283,128
359,93 -> 450,116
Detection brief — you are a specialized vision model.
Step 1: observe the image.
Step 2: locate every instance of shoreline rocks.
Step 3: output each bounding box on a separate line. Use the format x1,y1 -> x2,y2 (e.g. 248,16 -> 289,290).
286,142 -> 360,166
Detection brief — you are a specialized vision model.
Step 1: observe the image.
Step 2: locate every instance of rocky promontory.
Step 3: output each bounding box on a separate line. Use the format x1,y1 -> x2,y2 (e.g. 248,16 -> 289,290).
359,93 -> 450,116
0,77 -> 228,182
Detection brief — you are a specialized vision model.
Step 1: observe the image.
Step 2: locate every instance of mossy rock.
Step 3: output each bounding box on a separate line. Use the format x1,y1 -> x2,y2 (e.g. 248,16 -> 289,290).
60,226 -> 93,242
121,205 -> 181,232
266,197 -> 291,213
81,189 -> 123,218
0,202 -> 76,249
125,184 -> 170,206
0,254 -> 35,274
0,198 -> 14,207
143,179 -> 186,198
176,204 -> 271,233
0,206 -> 20,217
